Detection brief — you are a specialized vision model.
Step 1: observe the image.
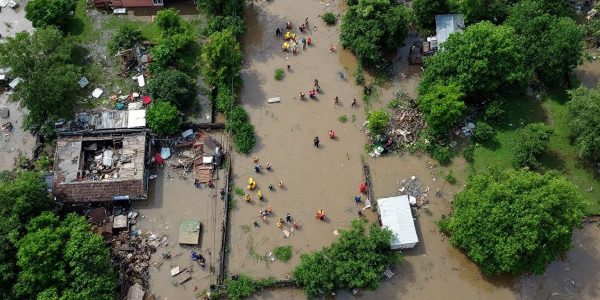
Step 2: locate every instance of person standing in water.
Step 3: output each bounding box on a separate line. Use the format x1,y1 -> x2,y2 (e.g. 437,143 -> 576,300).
314,136 -> 320,148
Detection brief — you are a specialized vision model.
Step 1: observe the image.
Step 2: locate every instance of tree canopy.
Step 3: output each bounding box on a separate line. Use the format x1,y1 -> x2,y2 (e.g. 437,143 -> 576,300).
567,86 -> 600,165
418,82 -> 466,134
201,29 -> 242,90
340,0 -> 410,66
196,0 -> 244,16
0,171 -> 53,299
293,219 -> 401,297
25,0 -> 76,29
439,169 -> 585,275
0,27 -> 81,130
203,15 -> 245,40
512,123 -> 553,169
146,101 -> 181,137
419,21 -> 530,100
14,212 -> 116,299
155,8 -> 186,37
413,0 -> 450,31
367,109 -> 389,137
108,26 -> 143,55
505,0 -> 583,85
147,69 -> 197,110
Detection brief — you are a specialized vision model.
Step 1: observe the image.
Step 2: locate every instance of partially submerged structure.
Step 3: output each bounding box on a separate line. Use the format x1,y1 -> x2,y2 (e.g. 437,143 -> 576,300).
435,14 -> 465,46
377,195 -> 419,249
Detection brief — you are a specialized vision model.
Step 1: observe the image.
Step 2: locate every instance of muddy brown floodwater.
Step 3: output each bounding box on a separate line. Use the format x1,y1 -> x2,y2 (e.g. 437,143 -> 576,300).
228,1 -> 600,300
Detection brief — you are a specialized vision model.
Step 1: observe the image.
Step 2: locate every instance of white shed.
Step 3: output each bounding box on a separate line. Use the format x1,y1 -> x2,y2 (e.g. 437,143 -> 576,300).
377,195 -> 419,249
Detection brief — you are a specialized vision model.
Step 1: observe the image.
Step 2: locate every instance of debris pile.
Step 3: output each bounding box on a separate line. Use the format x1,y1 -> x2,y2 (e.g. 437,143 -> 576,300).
80,140 -> 135,181
117,44 -> 151,78
1,121 -> 13,135
387,97 -> 425,147
398,176 -> 430,208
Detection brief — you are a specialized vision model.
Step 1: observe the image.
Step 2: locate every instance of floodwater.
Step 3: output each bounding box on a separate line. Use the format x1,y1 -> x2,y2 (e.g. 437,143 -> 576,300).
231,1 -> 600,300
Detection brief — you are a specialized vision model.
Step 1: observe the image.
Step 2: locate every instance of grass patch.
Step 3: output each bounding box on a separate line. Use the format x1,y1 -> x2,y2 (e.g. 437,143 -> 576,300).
273,245 -> 292,262
274,68 -> 284,80
352,114 -> 356,123
65,0 -> 98,42
471,93 -> 600,214
103,16 -> 162,44
234,187 -> 245,196
338,115 -> 348,123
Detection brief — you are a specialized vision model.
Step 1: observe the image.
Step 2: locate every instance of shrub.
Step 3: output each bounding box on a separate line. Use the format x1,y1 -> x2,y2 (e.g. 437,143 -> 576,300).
226,106 -> 249,133
147,69 -> 197,110
322,12 -> 337,25
367,110 -> 389,137
354,64 -> 365,85
338,115 -> 348,123
472,121 -> 495,144
34,155 -> 52,172
273,245 -> 292,262
215,88 -> 236,115
484,101 -> 505,122
146,101 -> 180,136
234,122 -> 256,154
462,144 -> 475,162
108,26 -> 142,55
225,274 -> 255,300
155,8 -> 185,37
203,15 -> 245,40
387,99 -> 401,109
274,68 -> 284,81
512,123 -> 553,169
567,86 -> 600,164
431,145 -> 453,165
418,82 -> 466,135
445,171 -> 457,184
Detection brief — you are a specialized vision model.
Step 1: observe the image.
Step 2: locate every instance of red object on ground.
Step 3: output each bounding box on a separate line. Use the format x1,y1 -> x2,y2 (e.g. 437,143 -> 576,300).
142,95 -> 152,104
359,182 -> 367,193
154,153 -> 164,164
328,130 -> 335,139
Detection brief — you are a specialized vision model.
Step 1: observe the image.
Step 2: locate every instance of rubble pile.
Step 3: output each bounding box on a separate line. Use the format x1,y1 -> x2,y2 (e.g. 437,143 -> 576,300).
160,131 -> 223,182
398,176 -> 430,208
81,142 -> 134,181
387,97 -> 425,148
118,44 -> 150,78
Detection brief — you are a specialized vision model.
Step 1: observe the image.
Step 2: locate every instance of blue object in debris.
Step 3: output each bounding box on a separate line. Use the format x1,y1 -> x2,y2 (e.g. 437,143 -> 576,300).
116,102 -> 125,110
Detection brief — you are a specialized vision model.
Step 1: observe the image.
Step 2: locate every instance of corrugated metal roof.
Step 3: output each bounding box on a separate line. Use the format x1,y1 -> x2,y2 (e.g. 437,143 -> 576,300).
378,195 -> 419,249
435,14 -> 465,46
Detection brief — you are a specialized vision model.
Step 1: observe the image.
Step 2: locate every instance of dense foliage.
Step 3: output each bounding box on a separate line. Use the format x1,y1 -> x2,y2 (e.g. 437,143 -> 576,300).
273,245 -> 292,262
25,0 -> 76,29
367,110 -> 389,137
420,21 -> 530,100
413,0 -> 449,31
146,101 -> 181,137
149,9 -> 194,73
322,11 -> 337,25
15,212 -> 116,299
449,0 -> 510,24
340,0 -> 410,66
203,15 -> 245,40
202,29 -> 243,90
147,69 -> 197,110
0,172 -> 54,299
472,121 -> 495,144
512,123 -> 553,169
215,88 -> 236,115
155,8 -> 186,37
418,82 -> 466,134
567,86 -> 600,165
108,26 -> 143,55
0,27 -> 82,130
505,0 -> 583,85
197,0 -> 244,16
233,122 -> 256,154
293,219 -> 401,297
439,169 -> 585,275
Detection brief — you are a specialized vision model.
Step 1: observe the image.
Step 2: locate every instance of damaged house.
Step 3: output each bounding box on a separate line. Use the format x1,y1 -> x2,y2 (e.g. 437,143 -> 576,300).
53,110 -> 151,203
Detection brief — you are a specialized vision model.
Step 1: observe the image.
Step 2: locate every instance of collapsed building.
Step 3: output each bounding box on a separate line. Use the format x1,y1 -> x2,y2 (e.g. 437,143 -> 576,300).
53,109 -> 150,203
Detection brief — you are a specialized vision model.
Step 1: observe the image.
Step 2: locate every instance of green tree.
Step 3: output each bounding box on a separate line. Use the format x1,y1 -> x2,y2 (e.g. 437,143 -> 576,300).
147,69 -> 197,110
197,0 -> 244,16
367,109 -> 389,137
505,0 -> 583,85
155,8 -> 185,37
448,0 -> 511,24
108,26 -> 143,55
584,18 -> 600,47
25,0 -> 76,29
15,212 -> 116,299
0,27 -> 82,130
512,123 -> 553,169
340,0 -> 410,66
413,0 -> 449,31
146,101 -> 181,137
203,15 -> 245,40
215,87 -> 236,115
149,32 -> 195,73
201,29 -> 242,89
420,21 -> 530,100
567,86 -> 600,164
293,219 -> 401,298
0,171 -> 53,300
418,82 -> 466,134
234,122 -> 256,154
439,169 -> 585,275
225,274 -> 256,300
472,121 -> 495,144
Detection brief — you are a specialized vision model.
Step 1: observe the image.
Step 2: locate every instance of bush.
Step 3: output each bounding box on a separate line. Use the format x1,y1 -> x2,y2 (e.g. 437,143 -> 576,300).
202,29 -> 243,90
147,69 -> 197,110
322,12 -> 337,25
387,99 -> 401,109
512,123 -> 553,169
462,144 -> 475,163
25,0 -> 76,29
234,122 -> 256,154
34,155 -> 52,172
108,26 -> 142,55
146,101 -> 180,137
203,15 -> 245,40
567,86 -> 600,164
431,145 -> 453,165
439,169 -> 585,275
155,8 -> 185,37
215,88 -> 236,115
273,245 -> 292,262
354,64 -> 365,85
445,171 -> 457,184
274,68 -> 284,81
149,32 -> 195,73
338,115 -> 348,123
225,274 -> 256,300
472,121 -> 495,144
367,110 -> 389,137
418,82 -> 466,135
226,106 -> 249,133
484,101 -> 505,122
